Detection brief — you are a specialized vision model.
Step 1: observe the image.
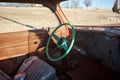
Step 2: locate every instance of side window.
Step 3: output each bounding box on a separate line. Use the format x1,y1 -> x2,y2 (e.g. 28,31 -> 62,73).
60,0 -> 120,26
0,3 -> 59,33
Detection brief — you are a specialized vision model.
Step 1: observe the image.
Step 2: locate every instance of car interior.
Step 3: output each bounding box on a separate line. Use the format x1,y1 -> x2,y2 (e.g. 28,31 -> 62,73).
0,0 -> 120,80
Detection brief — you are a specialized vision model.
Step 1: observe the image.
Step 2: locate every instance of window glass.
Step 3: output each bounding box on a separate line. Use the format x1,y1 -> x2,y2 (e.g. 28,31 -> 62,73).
0,3 -> 59,33
60,0 -> 120,26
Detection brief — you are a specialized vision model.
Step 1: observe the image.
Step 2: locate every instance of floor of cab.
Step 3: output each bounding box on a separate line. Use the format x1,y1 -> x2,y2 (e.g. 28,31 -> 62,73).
57,54 -> 120,80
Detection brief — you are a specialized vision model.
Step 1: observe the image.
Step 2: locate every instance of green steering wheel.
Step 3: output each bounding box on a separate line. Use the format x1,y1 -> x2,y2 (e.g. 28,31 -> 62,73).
46,23 -> 75,62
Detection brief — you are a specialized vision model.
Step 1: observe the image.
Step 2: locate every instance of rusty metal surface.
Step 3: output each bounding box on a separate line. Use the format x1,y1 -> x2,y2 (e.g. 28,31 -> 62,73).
75,30 -> 120,72
0,0 -> 66,4
66,57 -> 117,80
75,24 -> 120,31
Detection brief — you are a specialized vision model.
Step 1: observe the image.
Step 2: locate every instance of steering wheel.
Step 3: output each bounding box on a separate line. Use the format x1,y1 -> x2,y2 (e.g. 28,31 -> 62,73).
46,23 -> 75,62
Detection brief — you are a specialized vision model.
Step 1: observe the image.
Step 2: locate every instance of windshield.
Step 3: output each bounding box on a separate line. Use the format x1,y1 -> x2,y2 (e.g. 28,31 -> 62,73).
60,0 -> 120,26
0,3 -> 59,33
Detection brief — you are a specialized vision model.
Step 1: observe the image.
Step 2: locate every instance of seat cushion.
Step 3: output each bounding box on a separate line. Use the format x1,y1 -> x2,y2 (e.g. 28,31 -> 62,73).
15,56 -> 58,80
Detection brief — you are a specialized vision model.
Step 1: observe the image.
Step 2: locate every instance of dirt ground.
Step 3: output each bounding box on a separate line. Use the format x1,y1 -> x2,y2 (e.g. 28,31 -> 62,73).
0,7 -> 120,33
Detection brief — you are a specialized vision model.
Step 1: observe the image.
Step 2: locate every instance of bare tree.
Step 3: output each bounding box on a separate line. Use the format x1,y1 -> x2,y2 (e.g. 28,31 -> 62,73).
119,0 -> 120,9
84,0 -> 92,9
112,0 -> 119,12
71,0 -> 80,8
65,1 -> 71,8
118,0 -> 120,14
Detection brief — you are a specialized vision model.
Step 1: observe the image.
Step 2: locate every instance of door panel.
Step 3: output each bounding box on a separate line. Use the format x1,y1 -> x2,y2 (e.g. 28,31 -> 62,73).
75,30 -> 120,72
0,31 -> 29,60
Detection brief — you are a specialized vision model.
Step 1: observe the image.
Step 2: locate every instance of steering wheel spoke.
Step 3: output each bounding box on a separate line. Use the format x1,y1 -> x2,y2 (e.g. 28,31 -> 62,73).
52,33 -> 60,42
62,43 -> 68,51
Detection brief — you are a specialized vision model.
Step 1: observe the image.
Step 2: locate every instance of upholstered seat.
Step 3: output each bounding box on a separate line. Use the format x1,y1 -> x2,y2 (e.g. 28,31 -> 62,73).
0,56 -> 58,80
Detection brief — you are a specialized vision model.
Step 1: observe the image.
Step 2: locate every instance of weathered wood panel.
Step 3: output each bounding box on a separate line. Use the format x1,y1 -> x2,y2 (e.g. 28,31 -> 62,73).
0,31 -> 29,60
28,30 -> 47,53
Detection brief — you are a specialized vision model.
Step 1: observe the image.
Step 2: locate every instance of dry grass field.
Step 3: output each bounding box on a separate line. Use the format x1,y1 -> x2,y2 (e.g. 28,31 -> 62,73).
0,7 -> 120,33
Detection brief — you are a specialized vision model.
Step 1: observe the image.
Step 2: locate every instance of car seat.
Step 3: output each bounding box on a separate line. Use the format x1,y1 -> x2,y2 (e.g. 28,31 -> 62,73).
0,56 -> 58,80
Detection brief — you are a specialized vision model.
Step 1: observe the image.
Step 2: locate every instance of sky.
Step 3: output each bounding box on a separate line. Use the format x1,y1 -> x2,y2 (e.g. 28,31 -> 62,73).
61,0 -> 116,10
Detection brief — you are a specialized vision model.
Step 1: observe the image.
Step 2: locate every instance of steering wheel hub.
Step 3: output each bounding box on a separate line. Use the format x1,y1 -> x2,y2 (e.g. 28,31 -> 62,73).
57,37 -> 67,49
